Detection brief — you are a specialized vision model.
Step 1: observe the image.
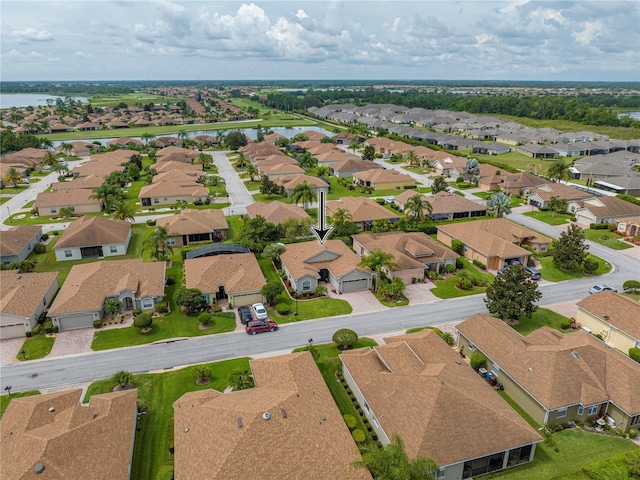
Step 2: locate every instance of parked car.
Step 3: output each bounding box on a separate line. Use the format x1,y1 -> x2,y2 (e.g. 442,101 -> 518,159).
252,303 -> 268,320
524,266 -> 541,280
245,319 -> 278,335
238,306 -> 253,324
588,284 -> 617,294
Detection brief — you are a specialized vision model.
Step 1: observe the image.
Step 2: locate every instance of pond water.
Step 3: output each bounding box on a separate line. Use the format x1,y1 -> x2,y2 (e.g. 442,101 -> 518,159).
0,93 -> 88,109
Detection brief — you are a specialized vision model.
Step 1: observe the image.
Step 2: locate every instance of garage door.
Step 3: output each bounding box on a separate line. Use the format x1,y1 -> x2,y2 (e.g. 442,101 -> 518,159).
341,278 -> 369,293
230,292 -> 263,307
0,323 -> 26,339
58,314 -> 94,331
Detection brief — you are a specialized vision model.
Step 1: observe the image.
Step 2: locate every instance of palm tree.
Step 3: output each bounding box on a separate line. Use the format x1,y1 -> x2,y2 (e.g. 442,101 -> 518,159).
59,142 -> 73,157
547,160 -> 571,183
405,150 -> 420,167
548,196 -> 567,218
111,370 -> 133,390
111,201 -> 136,222
3,167 -> 23,188
141,132 -> 156,145
42,151 -> 60,166
486,191 -> 512,218
103,298 -> 122,319
331,208 -> 353,225
144,225 -> 173,261
290,181 -> 316,209
51,160 -> 69,178
404,194 -> 432,223
351,433 -> 438,480
228,369 -> 255,391
177,129 -> 188,142
195,153 -> 213,169
246,163 -> 259,181
359,249 -> 399,292
349,138 -> 360,154
91,183 -> 125,212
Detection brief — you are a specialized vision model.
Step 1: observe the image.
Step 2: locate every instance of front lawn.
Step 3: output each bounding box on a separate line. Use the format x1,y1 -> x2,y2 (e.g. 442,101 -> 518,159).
510,308 -> 571,336
430,260 -> 495,299
582,228 -> 634,251
1,390 -> 41,418
17,331 -> 55,361
523,210 -> 575,226
482,429 -> 638,480
538,254 -> 611,282
83,357 -> 251,480
472,191 -> 524,207
243,180 -> 261,191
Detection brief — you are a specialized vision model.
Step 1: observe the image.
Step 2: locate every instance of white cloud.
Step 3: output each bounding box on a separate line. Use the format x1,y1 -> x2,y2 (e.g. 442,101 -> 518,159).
73,51 -> 94,58
572,20 -> 604,47
295,9 -> 308,20
12,28 -> 53,44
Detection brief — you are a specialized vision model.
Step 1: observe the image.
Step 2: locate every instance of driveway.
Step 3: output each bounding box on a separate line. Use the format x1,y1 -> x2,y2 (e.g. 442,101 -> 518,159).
47,329 -> 94,358
404,282 -> 439,304
0,338 -> 24,365
327,289 -> 388,314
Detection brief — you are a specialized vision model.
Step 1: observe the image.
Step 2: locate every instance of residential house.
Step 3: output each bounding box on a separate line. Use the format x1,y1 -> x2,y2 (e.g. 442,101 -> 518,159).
314,149 -> 360,168
352,231 -> 458,279
138,181 -> 209,207
525,182 -> 593,209
34,189 -> 102,216
576,291 -> 640,355
152,169 -> 204,185
53,216 -> 132,261
48,259 -> 165,331
472,142 -> 511,155
393,191 -> 486,221
280,240 -> 372,294
0,389 -> 138,479
157,209 -> 229,247
0,270 -> 58,339
155,146 -> 199,164
0,147 -> 48,168
0,225 -> 42,265
173,352 -> 371,480
437,218 -> 551,270
263,132 -> 288,144
479,172 -> 544,195
364,137 -> 396,155
106,137 -> 143,149
184,253 -> 265,307
570,196 -> 640,227
616,215 -> 640,238
154,161 -> 204,174
260,163 -> 305,178
326,197 -> 400,231
253,154 -> 298,168
353,169 -> 415,191
245,201 -> 310,226
272,174 -> 329,199
341,331 -> 542,480
516,144 -> 559,159
328,158 -> 380,178
457,314 -> 640,432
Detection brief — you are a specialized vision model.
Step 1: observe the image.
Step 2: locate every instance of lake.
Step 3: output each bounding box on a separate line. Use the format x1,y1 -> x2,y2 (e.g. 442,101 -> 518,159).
617,111 -> 640,121
0,93 -> 88,109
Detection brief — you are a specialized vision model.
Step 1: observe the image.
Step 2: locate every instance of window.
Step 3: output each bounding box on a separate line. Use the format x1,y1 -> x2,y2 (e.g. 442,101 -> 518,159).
364,402 -> 370,412
541,245 -> 547,252
153,198 -> 159,204
631,415 -> 639,426
557,408 -> 568,418
463,245 -> 469,253
587,405 -> 598,415
468,341 -> 475,351
577,405 -> 584,415
438,467 -> 446,478
491,362 -> 500,373
109,246 -> 118,254
167,238 -> 176,246
142,298 -> 153,309
51,208 -> 57,214
302,280 -> 311,291
64,250 -> 72,258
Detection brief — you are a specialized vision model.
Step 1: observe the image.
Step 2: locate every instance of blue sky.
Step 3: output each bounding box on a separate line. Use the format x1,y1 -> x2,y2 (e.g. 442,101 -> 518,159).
1,0 -> 639,82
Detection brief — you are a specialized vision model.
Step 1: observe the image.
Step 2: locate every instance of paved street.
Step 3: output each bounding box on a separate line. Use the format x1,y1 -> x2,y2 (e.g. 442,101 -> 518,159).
211,149 -> 253,215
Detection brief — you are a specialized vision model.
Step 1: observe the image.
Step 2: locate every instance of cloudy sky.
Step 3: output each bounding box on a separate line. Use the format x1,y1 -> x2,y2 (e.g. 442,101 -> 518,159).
1,0 -> 638,82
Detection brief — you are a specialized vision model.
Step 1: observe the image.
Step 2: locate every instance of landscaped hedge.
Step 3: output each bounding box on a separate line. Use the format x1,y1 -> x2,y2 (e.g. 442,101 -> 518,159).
43,319 -> 54,334
470,352 -> 487,372
275,303 -> 290,315
343,414 -> 357,430
623,280 -> 640,293
582,449 -> 640,480
93,320 -> 102,329
629,347 -> 640,363
352,429 -> 366,443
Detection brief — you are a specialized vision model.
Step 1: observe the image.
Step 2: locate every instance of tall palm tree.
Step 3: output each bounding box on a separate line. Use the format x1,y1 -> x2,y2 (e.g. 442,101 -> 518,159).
405,150 -> 420,167
59,142 -> 73,157
351,433 -> 438,480
359,249 -> 399,292
177,129 -> 188,142
141,132 -> 156,145
42,151 -> 60,166
3,167 -> 23,188
548,196 -> 567,218
349,138 -> 360,154
331,208 -> 352,225
246,163 -> 259,181
404,194 -> 432,223
547,160 -> 571,183
290,181 -> 315,209
144,225 -> 173,261
111,201 -> 136,222
91,183 -> 125,212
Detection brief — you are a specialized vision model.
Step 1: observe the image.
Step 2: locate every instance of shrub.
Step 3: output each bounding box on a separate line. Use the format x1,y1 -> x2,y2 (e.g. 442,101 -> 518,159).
560,321 -> 572,329
583,258 -> 599,273
470,352 -> 487,372
439,331 -> 455,346
589,223 -> 611,230
146,219 -> 156,226
457,277 -> 473,290
133,312 -> 153,329
52,326 -> 58,333
342,413 -> 358,430
456,176 -> 464,184
43,319 -> 54,334
593,333 -> 603,340
332,328 -> 358,350
93,320 -> 102,329
352,429 -> 366,443
455,258 -> 464,269
213,305 -> 222,313
451,239 -> 465,255
629,347 -> 640,363
198,312 -> 211,324
472,259 -> 486,270
31,324 -> 41,335
165,276 -> 175,286
193,200 -> 203,206
155,301 -> 168,314
132,309 -> 142,317
623,280 -> 640,293
275,303 -> 290,315
25,331 -> 32,337
629,429 -> 638,439
32,243 -> 46,254
40,233 -> 49,241
345,387 -> 352,395
375,198 -> 385,205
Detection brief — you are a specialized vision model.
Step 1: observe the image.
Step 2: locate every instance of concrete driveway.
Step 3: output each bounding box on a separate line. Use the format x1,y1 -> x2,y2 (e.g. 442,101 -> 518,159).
48,329 -> 94,358
327,289 -> 388,314
0,337 -> 24,365
404,282 -> 439,304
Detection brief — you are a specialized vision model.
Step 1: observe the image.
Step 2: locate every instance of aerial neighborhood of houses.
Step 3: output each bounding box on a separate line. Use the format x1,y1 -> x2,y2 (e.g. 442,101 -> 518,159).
1,89 -> 640,480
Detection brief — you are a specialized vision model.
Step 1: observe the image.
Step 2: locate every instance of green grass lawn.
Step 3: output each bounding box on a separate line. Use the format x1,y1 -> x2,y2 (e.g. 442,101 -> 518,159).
243,180 -> 261,191
538,254 -> 611,282
472,190 -> 524,207
403,166 -> 432,175
0,197 -> 12,205
89,93 -> 179,107
17,331 -> 55,361
1,390 -> 40,419
83,357 -> 251,480
510,308 -> 571,336
482,429 -> 638,480
474,150 -> 550,174
523,210 -> 574,226
582,229 -> 634,251
430,260 -> 495,299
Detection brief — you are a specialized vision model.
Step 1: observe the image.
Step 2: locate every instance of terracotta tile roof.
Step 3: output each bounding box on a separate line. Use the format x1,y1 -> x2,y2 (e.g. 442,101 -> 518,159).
326,197 -> 399,223
174,352 -> 371,480
0,271 -> 58,317
157,209 -> 228,235
457,314 -> 640,413
48,259 -> 165,316
353,169 -> 415,185
260,163 -> 305,176
184,253 -> 265,295
352,232 -> 458,271
54,216 -> 130,249
0,226 -> 41,256
246,201 -> 310,225
577,291 -> 640,340
273,174 -> 329,190
280,240 -> 370,280
34,189 -> 100,209
437,218 -> 550,258
0,389 -> 137,480
138,181 -> 208,199
340,331 -> 541,466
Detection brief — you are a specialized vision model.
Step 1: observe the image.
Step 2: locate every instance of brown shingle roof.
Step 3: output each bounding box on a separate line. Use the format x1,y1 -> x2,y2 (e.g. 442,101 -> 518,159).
138,181 -> 208,199
54,216 -> 130,249
280,239 -> 370,280
577,291 -> 640,340
34,189 -> 100,209
0,389 -> 137,480
51,174 -> 105,191
340,331 -> 541,465
246,201 -> 310,225
0,271 -> 58,317
260,163 -> 305,176
273,174 -> 329,190
457,314 -> 640,413
330,158 -> 380,173
326,197 -> 399,223
0,226 -> 41,256
527,182 -> 593,202
353,169 -> 415,185
157,209 -> 228,236
48,259 -> 165,316
577,196 -> 640,218
426,191 -> 487,215
173,352 -> 371,480
184,253 -> 265,295
154,161 -> 203,173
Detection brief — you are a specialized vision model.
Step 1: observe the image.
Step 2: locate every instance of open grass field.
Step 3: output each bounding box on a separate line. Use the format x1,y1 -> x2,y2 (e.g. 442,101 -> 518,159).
83,357 -> 252,480
0,390 -> 41,419
89,93 -> 181,107
474,150 -> 552,174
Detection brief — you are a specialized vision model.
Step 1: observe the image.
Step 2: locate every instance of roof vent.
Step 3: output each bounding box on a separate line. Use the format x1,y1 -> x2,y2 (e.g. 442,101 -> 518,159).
571,350 -> 580,358
455,360 -> 462,365
237,417 -> 243,428
184,427 -> 189,433
280,408 -> 287,418
34,464 -> 45,474
320,416 -> 326,422
262,412 -> 271,420
48,407 -> 55,413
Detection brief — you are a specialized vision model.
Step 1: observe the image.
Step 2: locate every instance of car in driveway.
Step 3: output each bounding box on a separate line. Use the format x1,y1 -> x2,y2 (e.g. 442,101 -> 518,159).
245,319 -> 278,335
238,306 -> 253,324
252,303 -> 268,320
524,266 -> 541,280
588,284 -> 617,294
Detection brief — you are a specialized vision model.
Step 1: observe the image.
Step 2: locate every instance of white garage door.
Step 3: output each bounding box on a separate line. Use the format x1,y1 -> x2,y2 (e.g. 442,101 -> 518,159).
230,292 -> 263,307
0,323 -> 26,339
59,314 -> 94,331
341,278 -> 369,293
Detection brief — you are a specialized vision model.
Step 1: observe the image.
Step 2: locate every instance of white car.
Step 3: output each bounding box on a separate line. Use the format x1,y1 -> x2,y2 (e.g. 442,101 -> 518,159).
252,303 -> 268,320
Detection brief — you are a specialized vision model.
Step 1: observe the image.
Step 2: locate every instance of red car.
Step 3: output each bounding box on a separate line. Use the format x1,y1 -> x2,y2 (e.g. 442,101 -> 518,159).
245,319 -> 278,335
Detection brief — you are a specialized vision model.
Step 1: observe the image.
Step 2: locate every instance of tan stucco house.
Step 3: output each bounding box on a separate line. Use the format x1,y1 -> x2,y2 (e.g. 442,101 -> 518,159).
53,216 -> 131,261
157,209 -> 228,247
0,225 -> 43,265
34,189 -> 102,216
